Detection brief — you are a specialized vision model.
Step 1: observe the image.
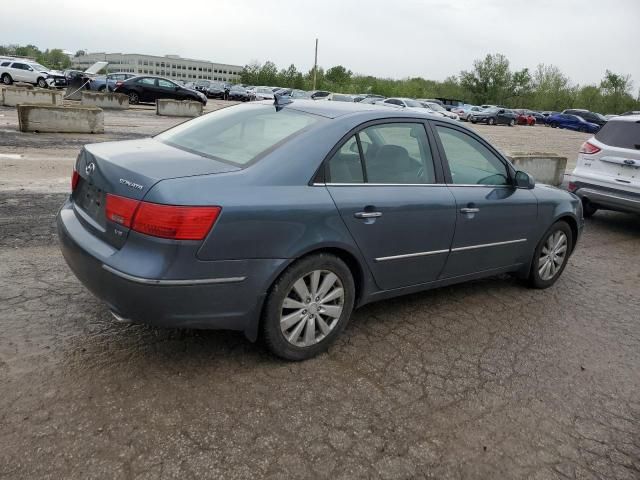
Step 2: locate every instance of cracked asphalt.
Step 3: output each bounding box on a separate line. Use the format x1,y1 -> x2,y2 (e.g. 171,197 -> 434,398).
1,104 -> 639,479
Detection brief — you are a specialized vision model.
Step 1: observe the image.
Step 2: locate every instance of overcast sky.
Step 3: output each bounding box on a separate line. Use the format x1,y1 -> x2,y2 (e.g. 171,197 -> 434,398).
1,0 -> 638,87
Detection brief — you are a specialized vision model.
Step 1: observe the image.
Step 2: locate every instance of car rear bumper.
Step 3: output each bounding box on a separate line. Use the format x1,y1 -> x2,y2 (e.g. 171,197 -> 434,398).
57,199 -> 286,339
571,180 -> 640,214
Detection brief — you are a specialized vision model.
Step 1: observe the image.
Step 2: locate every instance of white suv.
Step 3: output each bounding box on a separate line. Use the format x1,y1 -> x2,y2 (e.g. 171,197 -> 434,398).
569,114 -> 640,216
0,58 -> 67,88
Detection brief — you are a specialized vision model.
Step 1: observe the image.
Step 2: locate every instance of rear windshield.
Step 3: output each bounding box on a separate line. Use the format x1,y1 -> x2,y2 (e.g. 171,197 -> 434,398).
156,104 -> 320,166
595,120 -> 640,150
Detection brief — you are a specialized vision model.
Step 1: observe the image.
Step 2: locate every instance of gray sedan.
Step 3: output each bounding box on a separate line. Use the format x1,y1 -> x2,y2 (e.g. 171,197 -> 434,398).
57,99 -> 584,360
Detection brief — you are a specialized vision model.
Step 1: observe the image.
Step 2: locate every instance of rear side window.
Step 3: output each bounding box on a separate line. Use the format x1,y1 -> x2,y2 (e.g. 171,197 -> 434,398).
595,121 -> 640,150
137,77 -> 155,85
156,104 -> 319,166
328,123 -> 436,184
0,62 -> 9,67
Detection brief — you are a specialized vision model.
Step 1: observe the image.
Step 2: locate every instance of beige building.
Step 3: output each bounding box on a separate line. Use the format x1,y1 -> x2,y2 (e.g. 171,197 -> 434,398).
73,52 -> 243,83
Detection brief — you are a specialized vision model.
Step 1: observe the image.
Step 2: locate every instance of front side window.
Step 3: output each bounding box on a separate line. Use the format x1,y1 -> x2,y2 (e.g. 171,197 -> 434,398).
158,79 -> 175,89
156,104 -> 319,166
436,126 -> 509,186
329,123 -> 435,184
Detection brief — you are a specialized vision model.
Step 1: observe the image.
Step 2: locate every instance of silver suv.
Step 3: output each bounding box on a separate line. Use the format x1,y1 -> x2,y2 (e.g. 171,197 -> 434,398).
569,115 -> 640,216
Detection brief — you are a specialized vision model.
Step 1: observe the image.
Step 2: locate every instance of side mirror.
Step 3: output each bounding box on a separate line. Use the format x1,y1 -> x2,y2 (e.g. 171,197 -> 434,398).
514,170 -> 535,189
498,109 -> 505,114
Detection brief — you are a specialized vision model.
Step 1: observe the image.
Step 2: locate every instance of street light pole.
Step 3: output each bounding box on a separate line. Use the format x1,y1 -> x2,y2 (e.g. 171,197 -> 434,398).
312,38 -> 318,90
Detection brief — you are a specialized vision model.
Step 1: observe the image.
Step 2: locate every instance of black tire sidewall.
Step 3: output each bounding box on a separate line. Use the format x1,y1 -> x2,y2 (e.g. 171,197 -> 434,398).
2,74 -> 11,85
37,78 -> 47,88
582,199 -> 598,217
529,221 -> 573,289
262,254 -> 355,361
129,92 -> 139,104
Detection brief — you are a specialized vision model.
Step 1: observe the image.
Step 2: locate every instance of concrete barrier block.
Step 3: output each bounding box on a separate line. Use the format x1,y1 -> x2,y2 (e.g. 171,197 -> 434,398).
81,91 -> 129,110
510,155 -> 568,186
17,104 -> 104,134
2,86 -> 63,107
156,99 -> 203,117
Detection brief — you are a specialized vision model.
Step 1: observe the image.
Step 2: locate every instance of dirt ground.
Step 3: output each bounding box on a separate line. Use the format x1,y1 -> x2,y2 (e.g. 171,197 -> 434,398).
1,102 -> 639,479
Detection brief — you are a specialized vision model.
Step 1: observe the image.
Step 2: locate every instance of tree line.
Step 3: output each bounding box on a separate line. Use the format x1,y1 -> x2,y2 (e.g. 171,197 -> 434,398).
0,44 -> 78,71
241,53 -> 640,114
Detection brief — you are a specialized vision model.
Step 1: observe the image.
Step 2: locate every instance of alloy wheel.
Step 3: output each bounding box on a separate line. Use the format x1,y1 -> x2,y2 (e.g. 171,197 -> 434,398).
37,78 -> 47,88
129,92 -> 139,104
280,269 -> 344,347
538,230 -> 568,281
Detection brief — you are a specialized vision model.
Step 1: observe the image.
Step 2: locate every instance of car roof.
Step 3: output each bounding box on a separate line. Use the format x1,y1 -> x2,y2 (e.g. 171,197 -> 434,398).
265,99 -> 446,121
607,114 -> 640,123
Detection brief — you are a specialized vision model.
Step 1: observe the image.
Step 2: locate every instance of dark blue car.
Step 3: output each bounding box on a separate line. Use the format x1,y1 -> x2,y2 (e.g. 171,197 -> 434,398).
57,99 -> 583,360
546,113 -> 600,133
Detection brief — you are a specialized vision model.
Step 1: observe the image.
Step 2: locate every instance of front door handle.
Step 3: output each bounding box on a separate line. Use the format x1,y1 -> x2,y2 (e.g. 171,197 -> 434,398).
354,211 -> 382,219
460,207 -> 480,214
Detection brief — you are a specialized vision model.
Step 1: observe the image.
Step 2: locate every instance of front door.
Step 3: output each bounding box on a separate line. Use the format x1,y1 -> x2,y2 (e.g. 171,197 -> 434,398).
325,121 -> 457,290
432,123 -> 538,278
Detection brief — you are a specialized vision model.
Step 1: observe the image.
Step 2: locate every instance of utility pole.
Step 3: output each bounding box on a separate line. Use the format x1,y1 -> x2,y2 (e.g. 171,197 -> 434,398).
312,38 -> 318,90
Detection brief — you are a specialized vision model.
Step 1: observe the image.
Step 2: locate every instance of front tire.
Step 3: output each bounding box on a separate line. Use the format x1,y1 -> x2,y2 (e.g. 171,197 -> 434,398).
488,117 -> 496,125
37,77 -> 47,88
509,119 -> 516,127
528,221 -> 573,289
262,253 -> 355,361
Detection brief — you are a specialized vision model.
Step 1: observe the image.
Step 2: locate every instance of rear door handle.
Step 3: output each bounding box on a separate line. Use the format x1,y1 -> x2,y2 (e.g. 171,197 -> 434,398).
460,207 -> 480,214
354,211 -> 382,219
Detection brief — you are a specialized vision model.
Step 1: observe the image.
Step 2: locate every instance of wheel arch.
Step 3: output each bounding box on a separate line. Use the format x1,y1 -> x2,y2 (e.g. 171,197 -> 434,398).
554,214 -> 579,254
246,244 -> 372,343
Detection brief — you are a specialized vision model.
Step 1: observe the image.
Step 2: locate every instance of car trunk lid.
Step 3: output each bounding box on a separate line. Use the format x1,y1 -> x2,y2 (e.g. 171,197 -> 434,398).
72,138 -> 239,248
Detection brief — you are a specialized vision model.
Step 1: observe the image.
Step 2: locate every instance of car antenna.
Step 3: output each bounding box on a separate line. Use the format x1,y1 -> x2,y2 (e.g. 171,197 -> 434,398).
274,92 -> 293,111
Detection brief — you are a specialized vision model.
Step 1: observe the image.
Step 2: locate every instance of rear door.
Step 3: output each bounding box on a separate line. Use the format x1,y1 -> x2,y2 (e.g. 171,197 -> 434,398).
432,123 -> 537,278
9,62 -> 27,82
325,120 -> 457,290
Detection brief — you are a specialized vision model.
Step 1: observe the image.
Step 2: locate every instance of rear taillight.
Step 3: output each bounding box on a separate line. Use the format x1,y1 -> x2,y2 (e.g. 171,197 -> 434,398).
71,170 -> 80,191
579,141 -> 601,155
105,194 -> 139,228
567,182 -> 577,192
133,203 -> 221,240
105,194 -> 221,240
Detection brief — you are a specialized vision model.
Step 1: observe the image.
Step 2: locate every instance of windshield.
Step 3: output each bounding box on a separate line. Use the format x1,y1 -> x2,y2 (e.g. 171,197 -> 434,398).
485,107 -> 499,113
32,64 -> 48,72
257,87 -> 273,94
156,104 -> 320,166
403,99 -> 422,108
428,103 -> 446,112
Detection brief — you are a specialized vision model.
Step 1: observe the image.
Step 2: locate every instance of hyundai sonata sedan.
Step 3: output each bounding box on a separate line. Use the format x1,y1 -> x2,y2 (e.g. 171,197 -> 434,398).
57,99 -> 583,360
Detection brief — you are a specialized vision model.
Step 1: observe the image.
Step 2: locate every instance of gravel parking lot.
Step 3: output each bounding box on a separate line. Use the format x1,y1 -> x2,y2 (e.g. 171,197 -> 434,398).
1,103 -> 639,479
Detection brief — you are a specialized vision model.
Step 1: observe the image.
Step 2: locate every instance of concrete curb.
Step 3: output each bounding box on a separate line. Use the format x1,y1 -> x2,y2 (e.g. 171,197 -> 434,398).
2,86 -> 64,107
81,92 -> 129,110
17,104 -> 104,133
156,99 -> 203,117
509,154 -> 568,186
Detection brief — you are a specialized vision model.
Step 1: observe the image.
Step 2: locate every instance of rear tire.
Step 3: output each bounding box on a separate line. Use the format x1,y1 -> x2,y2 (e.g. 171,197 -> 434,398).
509,119 -> 516,127
1,73 -> 12,85
488,118 -> 496,125
528,221 -> 573,289
128,92 -> 139,104
550,122 -> 558,128
98,86 -> 106,92
582,199 -> 598,218
262,253 -> 355,361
